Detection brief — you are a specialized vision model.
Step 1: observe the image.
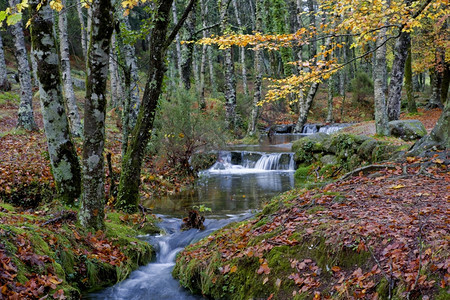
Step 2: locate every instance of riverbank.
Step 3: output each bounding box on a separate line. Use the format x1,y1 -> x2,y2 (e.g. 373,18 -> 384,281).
173,151 -> 449,299
0,201 -> 159,299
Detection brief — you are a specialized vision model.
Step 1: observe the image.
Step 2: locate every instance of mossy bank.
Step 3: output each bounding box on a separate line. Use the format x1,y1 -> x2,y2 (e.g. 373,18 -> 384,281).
0,202 -> 159,299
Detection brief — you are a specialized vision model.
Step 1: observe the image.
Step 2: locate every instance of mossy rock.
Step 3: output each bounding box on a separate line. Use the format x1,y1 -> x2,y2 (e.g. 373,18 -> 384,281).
292,133 -> 331,164
1,182 -> 55,208
388,120 -> 427,141
357,138 -> 379,161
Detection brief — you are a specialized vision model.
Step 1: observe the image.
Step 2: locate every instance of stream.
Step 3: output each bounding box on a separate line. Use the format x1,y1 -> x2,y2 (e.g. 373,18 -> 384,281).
89,125 -> 348,299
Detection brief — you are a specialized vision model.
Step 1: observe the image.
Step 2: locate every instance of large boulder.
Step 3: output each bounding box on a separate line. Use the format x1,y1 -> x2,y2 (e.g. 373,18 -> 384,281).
388,120 -> 427,141
292,133 -> 331,164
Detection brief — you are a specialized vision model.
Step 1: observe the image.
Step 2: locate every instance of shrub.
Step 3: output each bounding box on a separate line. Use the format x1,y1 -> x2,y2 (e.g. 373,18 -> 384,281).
152,89 -> 228,174
350,71 -> 374,104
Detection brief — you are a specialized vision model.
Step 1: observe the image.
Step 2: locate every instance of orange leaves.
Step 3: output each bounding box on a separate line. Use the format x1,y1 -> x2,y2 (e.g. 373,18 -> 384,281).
257,259 -> 271,275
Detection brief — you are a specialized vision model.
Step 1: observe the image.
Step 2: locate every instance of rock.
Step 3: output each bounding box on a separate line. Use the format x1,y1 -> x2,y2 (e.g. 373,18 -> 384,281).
320,154 -> 338,165
357,139 -> 378,160
292,132 -> 330,153
388,120 -> 427,141
271,124 -> 294,134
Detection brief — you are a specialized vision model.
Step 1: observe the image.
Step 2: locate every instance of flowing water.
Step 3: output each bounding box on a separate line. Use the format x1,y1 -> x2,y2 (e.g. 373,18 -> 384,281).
89,127 -> 348,299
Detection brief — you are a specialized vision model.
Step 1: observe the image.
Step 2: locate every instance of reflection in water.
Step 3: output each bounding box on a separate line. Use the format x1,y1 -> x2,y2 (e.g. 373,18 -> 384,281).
145,171 -> 294,216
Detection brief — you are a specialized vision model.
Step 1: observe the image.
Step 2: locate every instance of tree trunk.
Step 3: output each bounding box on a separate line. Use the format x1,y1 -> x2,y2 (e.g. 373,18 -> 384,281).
232,0 -> 248,96
120,15 -> 141,129
181,2 -> 197,90
219,0 -> 237,130
79,0 -> 114,230
109,33 -> 120,107
75,0 -> 88,58
247,0 -> 263,136
116,0 -> 196,212
172,1 -> 183,84
9,0 -> 38,131
199,0 -> 208,106
427,68 -> 443,109
326,78 -> 334,123
29,0 -> 81,203
0,32 -> 11,91
373,27 -> 389,136
405,41 -> 417,113
387,31 -> 410,121
293,0 -> 319,133
59,0 -> 82,137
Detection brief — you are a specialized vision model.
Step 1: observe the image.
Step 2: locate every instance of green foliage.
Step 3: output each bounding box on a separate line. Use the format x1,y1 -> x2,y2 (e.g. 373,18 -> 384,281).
193,204 -> 212,213
0,92 -> 20,106
152,89 -> 227,173
350,71 -> 374,104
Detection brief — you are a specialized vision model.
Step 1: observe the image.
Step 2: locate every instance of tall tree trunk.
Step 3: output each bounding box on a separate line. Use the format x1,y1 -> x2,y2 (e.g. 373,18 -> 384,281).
373,26 -> 389,136
75,0 -> 88,58
116,0 -> 197,212
29,46 -> 39,87
293,0 -> 318,133
9,0 -> 38,131
172,1 -> 183,84
29,0 -> 81,203
0,32 -> 11,91
79,0 -> 114,230
181,2 -> 197,90
119,15 -> 141,129
247,0 -> 263,136
387,31 -> 410,121
59,0 -> 82,137
427,68 -> 443,109
199,0 -> 208,106
326,78 -> 334,123
109,33 -> 120,107
232,0 -> 248,96
405,41 -> 417,113
219,0 -> 237,130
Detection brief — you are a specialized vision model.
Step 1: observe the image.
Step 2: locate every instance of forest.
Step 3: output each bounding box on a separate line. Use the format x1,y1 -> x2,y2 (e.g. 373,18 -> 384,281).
0,0 -> 448,298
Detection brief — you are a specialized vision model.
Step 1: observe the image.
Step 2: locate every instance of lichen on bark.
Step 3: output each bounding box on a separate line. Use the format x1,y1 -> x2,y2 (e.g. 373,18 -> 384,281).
29,0 -> 81,203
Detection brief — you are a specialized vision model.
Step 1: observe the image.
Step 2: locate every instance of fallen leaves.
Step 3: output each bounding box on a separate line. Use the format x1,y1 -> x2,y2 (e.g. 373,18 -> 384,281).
176,152 -> 449,298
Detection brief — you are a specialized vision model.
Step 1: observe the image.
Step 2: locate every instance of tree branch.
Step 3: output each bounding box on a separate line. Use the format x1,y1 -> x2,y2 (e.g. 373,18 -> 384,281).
165,0 -> 197,50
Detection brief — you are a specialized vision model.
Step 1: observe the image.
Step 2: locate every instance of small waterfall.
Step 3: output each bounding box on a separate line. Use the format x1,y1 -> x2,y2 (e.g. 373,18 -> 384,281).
302,123 -> 352,135
302,124 -> 318,134
208,151 -> 294,173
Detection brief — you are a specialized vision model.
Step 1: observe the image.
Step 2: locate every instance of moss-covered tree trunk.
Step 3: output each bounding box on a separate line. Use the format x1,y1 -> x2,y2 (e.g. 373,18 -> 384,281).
10,0 -> 38,131
116,0 -> 197,212
79,0 -> 114,230
29,0 -> 81,203
404,42 -> 417,114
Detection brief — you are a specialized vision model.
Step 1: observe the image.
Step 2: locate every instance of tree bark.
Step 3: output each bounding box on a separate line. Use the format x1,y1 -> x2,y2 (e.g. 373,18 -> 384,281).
373,26 -> 389,136
247,0 -> 263,136
387,31 -> 410,121
219,0 -> 237,130
79,0 -> 114,230
9,0 -> 38,131
232,0 -> 248,96
181,2 -> 197,90
172,1 -> 183,84
116,0 -> 197,212
404,41 -> 417,114
59,0 -> 83,137
440,63 -> 449,104
427,68 -> 443,109
29,0 -> 81,203
0,32 -> 11,91
75,0 -> 88,58
109,33 -> 120,107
